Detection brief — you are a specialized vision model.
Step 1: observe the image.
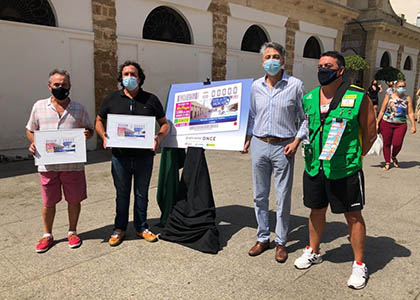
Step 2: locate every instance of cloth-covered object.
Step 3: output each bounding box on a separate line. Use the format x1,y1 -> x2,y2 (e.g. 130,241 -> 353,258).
160,147 -> 220,254
156,147 -> 186,226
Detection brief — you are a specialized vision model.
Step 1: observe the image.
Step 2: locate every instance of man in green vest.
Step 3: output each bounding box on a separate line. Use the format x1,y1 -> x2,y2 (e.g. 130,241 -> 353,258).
294,51 -> 376,290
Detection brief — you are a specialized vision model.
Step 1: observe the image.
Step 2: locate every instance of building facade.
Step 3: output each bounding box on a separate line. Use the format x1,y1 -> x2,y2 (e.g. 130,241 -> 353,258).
0,0 -> 419,151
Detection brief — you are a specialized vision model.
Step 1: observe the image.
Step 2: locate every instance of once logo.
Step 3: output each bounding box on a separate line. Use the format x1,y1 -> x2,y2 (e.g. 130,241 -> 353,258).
202,136 -> 216,141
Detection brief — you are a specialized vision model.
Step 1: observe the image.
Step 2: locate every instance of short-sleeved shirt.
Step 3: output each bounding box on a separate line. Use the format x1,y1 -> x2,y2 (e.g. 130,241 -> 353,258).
383,95 -> 408,124
26,97 -> 93,172
98,89 -> 165,157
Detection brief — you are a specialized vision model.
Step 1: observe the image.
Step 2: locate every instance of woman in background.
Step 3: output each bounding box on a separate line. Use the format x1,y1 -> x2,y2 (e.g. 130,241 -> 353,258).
367,79 -> 382,114
415,88 -> 420,123
377,80 -> 416,170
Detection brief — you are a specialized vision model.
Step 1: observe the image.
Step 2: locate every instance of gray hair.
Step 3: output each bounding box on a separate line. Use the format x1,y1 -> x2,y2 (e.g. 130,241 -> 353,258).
48,69 -> 71,85
260,42 -> 286,58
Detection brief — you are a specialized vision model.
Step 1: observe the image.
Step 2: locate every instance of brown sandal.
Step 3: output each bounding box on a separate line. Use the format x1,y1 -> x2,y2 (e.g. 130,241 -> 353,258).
392,157 -> 399,168
383,163 -> 390,171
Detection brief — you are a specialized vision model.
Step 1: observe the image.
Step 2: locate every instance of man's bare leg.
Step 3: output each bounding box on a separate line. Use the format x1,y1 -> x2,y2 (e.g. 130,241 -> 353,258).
309,207 -> 328,253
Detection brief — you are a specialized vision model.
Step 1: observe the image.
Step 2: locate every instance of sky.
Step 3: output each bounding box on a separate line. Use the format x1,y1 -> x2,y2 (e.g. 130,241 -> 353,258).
389,0 -> 420,25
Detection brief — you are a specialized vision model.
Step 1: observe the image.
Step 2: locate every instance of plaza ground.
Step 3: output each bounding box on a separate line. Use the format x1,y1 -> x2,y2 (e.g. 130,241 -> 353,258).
1,133 -> 420,299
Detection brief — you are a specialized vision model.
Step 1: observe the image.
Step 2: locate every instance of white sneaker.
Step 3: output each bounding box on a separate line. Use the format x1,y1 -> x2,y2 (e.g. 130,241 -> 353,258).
294,246 -> 323,269
347,261 -> 368,289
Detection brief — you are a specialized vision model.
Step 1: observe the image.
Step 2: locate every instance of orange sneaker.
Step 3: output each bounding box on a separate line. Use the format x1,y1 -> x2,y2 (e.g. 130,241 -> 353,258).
136,229 -> 158,242
108,230 -> 125,247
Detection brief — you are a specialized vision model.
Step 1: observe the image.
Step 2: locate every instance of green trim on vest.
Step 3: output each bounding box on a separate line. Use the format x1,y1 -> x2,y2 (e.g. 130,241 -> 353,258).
303,86 -> 364,179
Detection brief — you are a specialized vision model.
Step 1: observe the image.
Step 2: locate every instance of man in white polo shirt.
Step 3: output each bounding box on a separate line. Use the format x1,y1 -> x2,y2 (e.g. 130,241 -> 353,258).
26,69 -> 93,253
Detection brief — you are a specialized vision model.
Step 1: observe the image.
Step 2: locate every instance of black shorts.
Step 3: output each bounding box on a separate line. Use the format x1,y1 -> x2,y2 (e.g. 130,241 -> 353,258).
303,170 -> 365,213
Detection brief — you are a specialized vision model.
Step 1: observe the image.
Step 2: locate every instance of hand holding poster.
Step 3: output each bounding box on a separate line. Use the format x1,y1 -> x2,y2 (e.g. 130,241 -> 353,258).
34,128 -> 86,165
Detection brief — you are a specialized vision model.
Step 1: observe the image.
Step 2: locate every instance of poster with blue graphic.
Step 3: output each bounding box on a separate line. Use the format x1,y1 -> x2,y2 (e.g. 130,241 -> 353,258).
106,114 -> 155,149
162,79 -> 253,151
34,128 -> 86,165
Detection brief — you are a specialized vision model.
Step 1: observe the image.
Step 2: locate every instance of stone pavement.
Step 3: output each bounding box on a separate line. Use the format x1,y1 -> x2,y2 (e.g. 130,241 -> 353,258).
1,134 -> 420,300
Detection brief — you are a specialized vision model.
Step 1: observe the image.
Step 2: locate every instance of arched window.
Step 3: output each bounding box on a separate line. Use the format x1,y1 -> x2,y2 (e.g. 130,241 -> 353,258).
403,56 -> 412,70
143,6 -> 191,44
0,0 -> 56,27
303,36 -> 322,59
380,52 -> 390,68
241,25 -> 269,53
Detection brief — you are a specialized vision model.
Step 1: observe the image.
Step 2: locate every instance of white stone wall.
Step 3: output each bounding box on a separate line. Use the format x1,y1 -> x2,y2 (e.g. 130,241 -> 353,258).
293,22 -> 337,92
115,0 -> 212,47
50,0 -> 92,31
115,0 -> 213,106
376,40 -> 399,68
118,38 -> 213,106
226,4 -> 287,81
0,20 -> 95,151
401,47 -> 420,100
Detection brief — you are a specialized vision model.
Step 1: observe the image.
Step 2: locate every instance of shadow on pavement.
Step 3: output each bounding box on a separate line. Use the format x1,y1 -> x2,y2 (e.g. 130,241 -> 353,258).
215,205 -> 349,254
370,160 -> 420,169
74,204 -> 410,273
323,236 -> 411,275
0,150 -> 112,179
71,219 -> 161,245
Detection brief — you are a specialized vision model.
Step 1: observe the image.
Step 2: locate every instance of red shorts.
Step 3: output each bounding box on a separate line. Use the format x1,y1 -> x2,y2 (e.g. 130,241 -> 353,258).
40,171 -> 87,207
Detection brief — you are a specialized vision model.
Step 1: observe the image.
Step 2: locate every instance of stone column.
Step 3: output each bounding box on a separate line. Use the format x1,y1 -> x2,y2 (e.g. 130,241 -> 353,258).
208,0 -> 230,81
335,29 -> 344,53
363,29 -> 379,87
92,0 -> 118,116
396,45 -> 403,69
284,18 -> 299,76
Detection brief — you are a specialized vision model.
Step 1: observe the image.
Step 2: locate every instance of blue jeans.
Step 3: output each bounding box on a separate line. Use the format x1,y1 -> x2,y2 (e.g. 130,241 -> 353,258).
250,137 -> 294,245
111,155 -> 154,232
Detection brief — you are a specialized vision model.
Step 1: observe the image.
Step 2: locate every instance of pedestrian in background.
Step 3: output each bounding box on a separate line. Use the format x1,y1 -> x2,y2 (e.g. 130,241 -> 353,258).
367,79 -> 382,114
415,88 -> 420,123
377,80 -> 416,170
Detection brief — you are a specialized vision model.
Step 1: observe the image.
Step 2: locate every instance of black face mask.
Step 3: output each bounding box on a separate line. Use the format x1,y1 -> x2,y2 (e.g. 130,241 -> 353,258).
318,68 -> 340,86
51,87 -> 70,100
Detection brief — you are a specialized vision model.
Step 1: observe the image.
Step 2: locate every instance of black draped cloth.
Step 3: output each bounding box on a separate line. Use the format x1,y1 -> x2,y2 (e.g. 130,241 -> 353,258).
160,147 -> 220,254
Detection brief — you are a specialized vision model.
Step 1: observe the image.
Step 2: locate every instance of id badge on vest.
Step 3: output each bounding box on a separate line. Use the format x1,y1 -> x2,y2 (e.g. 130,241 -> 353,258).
319,118 -> 347,161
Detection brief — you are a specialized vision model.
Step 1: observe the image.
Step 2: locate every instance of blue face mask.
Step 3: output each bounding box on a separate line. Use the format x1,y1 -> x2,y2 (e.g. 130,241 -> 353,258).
122,77 -> 138,91
264,59 -> 282,76
396,87 -> 406,95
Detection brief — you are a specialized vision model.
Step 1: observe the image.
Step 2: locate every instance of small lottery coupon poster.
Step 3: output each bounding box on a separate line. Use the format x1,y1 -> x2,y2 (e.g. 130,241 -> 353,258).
34,128 -> 86,165
106,114 -> 155,149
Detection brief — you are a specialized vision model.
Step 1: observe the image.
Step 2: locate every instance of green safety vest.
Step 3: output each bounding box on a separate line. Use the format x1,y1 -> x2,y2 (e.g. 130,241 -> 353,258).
302,85 -> 364,179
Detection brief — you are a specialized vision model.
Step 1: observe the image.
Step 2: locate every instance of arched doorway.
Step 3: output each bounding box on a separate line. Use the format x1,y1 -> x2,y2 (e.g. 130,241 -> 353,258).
143,6 -> 192,44
0,0 -> 56,27
403,56 -> 412,70
303,36 -> 322,59
380,52 -> 391,68
241,25 -> 269,53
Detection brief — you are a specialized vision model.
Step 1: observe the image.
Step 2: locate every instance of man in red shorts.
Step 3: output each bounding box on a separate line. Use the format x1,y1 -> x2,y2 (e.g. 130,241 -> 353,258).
26,69 -> 93,253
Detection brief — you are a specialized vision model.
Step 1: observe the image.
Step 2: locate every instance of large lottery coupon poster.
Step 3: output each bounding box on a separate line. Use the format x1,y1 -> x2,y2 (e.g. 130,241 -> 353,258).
162,79 -> 253,151
34,128 -> 86,165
